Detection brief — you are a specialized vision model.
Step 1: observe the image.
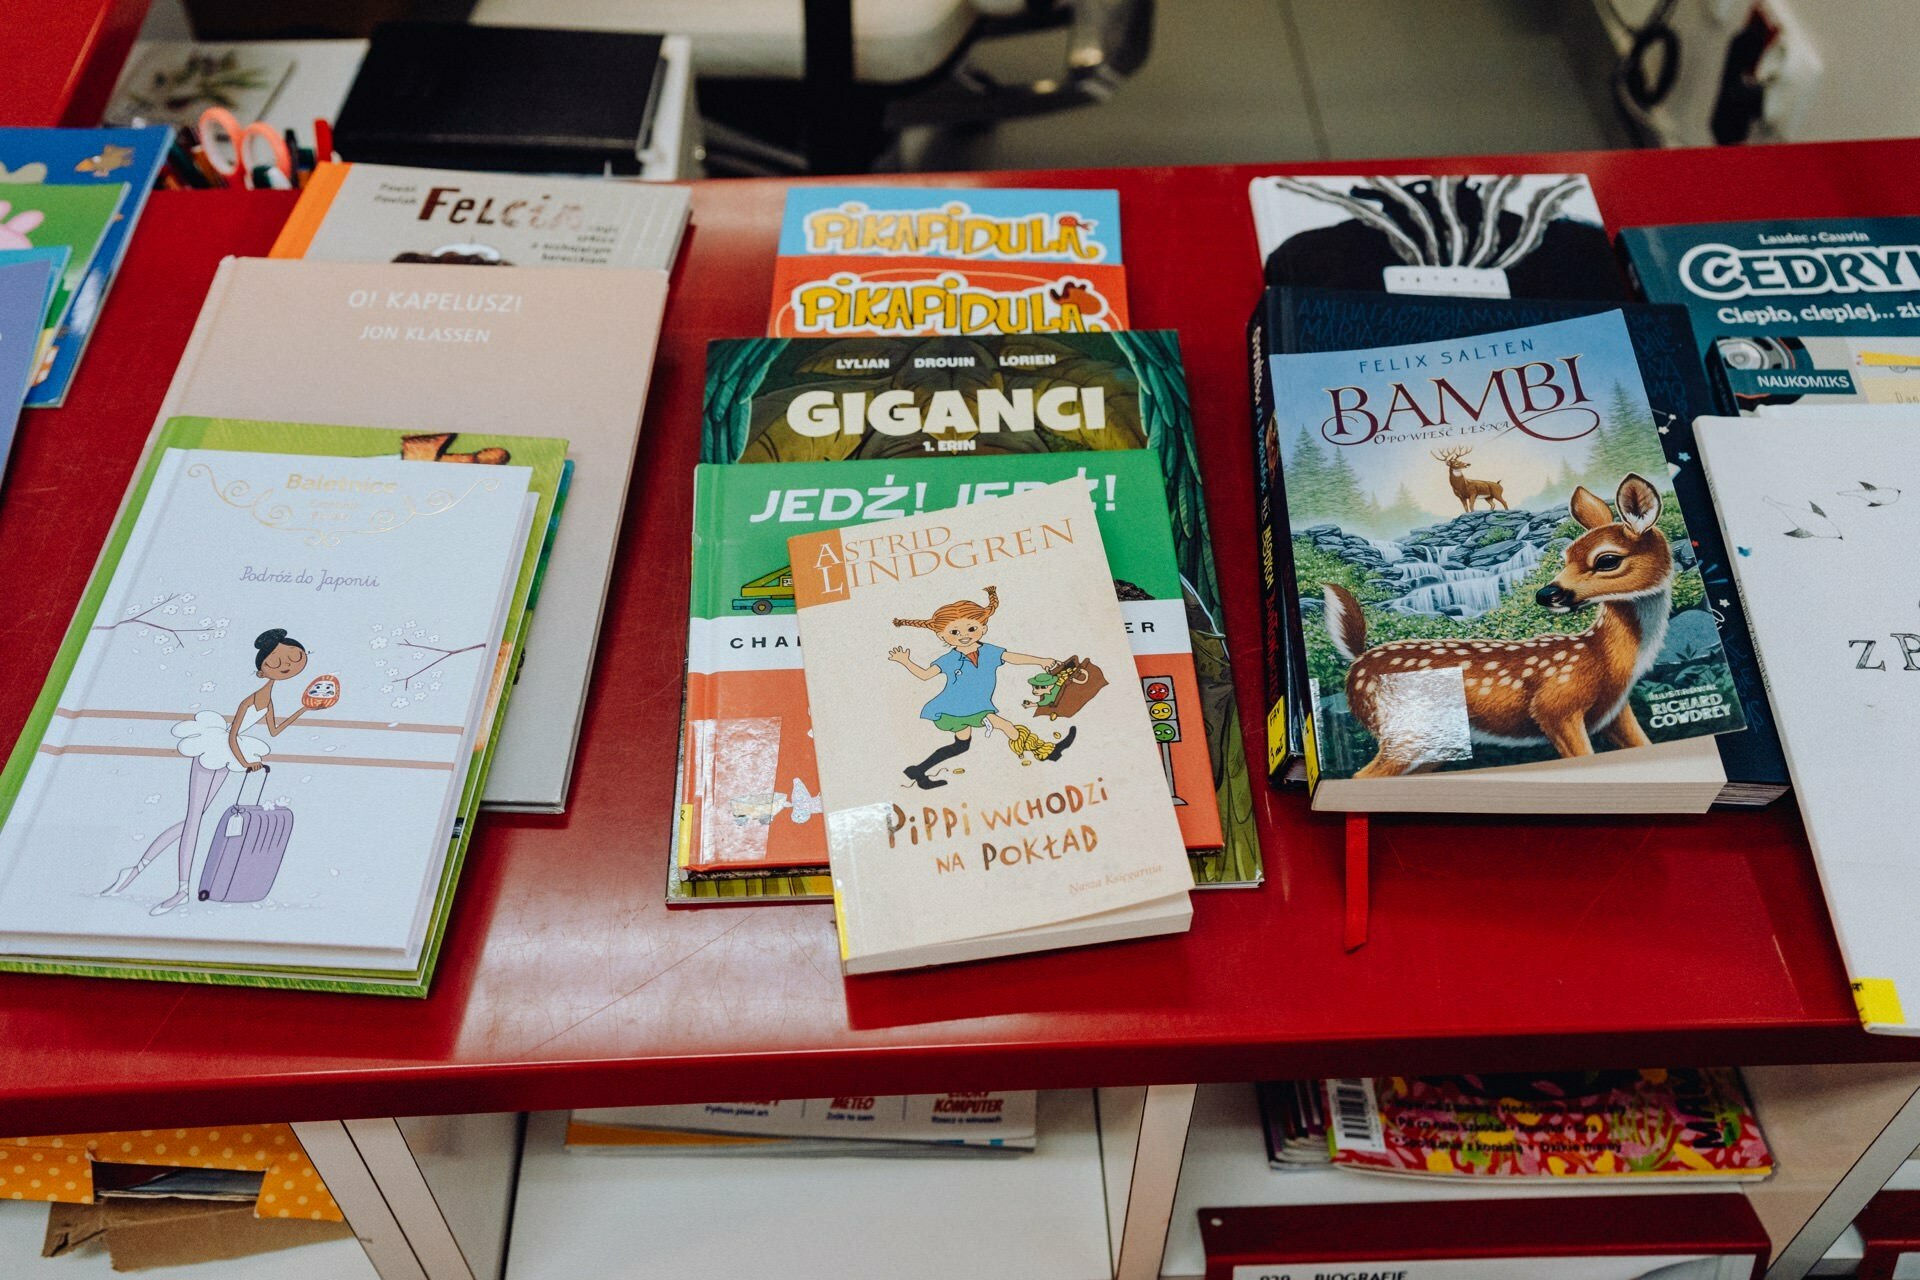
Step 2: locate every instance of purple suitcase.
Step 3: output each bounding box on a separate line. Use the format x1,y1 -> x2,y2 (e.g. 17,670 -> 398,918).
197,765 -> 293,903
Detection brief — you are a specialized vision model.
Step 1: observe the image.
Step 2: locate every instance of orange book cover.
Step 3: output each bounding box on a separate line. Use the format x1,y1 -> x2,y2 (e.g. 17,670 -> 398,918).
768,256 -> 1130,338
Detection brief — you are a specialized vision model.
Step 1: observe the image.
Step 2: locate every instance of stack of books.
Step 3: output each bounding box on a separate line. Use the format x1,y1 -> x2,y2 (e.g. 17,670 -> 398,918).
0,158 -> 689,994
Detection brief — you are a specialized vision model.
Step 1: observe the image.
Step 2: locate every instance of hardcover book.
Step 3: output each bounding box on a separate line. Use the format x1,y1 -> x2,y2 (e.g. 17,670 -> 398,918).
0,126 -> 170,406
788,481 -> 1193,973
1269,310 -> 1743,812
1695,414 -> 1920,1034
150,259 -> 670,812
1323,1070 -> 1772,1181
700,332 -> 1260,888
270,161 -> 691,271
1619,217 -> 1920,368
1249,173 -> 1621,299
1252,287 -> 1785,806
0,416 -> 564,994
682,452 -> 1219,876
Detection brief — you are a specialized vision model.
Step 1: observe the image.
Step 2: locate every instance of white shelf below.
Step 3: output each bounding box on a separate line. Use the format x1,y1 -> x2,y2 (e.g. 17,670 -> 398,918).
506,1090 -> 1113,1280
0,1198 -> 376,1278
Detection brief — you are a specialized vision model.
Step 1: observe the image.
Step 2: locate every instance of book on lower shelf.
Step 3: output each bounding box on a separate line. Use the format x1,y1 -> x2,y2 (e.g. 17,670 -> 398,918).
1695,410 -> 1920,1035
568,1092 -> 1037,1156
1322,1070 -> 1772,1182
789,480 -> 1194,974
0,417 -> 563,995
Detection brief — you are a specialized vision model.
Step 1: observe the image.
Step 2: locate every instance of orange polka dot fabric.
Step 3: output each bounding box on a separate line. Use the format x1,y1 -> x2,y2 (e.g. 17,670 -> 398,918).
0,1125 -> 343,1221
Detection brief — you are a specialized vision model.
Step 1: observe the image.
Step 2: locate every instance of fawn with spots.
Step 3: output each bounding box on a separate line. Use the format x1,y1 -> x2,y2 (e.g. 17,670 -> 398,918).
1322,473 -> 1672,776
1434,445 -> 1508,511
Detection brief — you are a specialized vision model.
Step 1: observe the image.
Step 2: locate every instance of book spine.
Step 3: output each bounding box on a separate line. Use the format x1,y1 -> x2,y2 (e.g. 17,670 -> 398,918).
676,468 -> 718,873
1248,296 -> 1288,783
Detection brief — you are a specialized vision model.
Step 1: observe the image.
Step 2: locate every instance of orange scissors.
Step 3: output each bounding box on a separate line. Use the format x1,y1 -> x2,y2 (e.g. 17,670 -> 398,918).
197,107 -> 294,190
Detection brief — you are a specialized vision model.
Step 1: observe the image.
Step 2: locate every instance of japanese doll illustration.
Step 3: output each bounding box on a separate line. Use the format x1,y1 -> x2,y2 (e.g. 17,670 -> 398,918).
887,585 -> 1087,788
101,629 -> 340,915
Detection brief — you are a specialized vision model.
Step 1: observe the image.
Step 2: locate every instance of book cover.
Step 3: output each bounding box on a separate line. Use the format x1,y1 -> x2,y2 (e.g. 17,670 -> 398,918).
1695,414 -> 1920,1034
702,332 -> 1259,888
682,451 -> 1217,874
1710,332 -> 1920,411
1256,287 -> 1785,802
1249,173 -> 1621,299
778,187 -> 1123,264
1620,218 -> 1920,368
789,481 -> 1192,973
768,256 -> 1129,338
0,254 -> 59,478
105,43 -> 298,128
270,161 -> 691,271
0,127 -> 170,407
0,180 -> 128,391
1273,311 -> 1744,784
1324,1070 -> 1772,1180
154,258 -> 670,812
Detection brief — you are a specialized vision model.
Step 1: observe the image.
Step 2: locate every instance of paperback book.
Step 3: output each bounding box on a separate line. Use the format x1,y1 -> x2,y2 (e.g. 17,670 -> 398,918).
778,187 -> 1123,264
1268,310 -> 1744,812
1249,173 -> 1621,299
1252,287 -> 1785,806
0,180 -> 127,391
1695,414 -> 1920,1034
681,452 -> 1218,877
571,1092 -> 1036,1152
789,481 -> 1193,973
270,161 -> 692,270
1256,1080 -> 1332,1170
0,416 -> 565,994
0,126 -> 170,406
1323,1070 -> 1772,1181
699,331 -> 1260,888
0,254 -> 60,477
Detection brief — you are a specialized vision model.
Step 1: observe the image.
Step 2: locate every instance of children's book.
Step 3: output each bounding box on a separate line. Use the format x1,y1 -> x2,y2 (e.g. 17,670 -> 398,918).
700,331 -> 1260,889
0,254 -> 60,477
1269,310 -> 1743,813
271,161 -> 691,271
1249,173 -> 1621,300
1709,332 -> 1920,412
682,452 -> 1217,876
1252,287 -> 1786,807
0,126 -> 171,406
153,259 -> 670,812
789,481 -> 1193,974
1696,414 -> 1920,1034
572,1092 -> 1037,1151
779,187 -> 1123,264
1620,218 -> 1920,382
1324,1070 -> 1772,1181
0,416 -> 564,994
0,180 -> 127,390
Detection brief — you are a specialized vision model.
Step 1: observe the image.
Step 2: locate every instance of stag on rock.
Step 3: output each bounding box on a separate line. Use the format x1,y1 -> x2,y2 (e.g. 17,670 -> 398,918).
1434,445 -> 1506,512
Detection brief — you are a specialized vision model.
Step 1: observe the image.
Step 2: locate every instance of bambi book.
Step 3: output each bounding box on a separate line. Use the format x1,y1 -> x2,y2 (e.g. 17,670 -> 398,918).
789,480 -> 1192,973
1272,310 -> 1744,812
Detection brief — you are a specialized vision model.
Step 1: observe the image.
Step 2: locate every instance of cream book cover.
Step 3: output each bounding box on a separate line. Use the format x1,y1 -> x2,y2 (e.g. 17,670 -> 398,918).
1696,414 -> 1920,1034
150,258 -> 670,811
789,481 -> 1192,973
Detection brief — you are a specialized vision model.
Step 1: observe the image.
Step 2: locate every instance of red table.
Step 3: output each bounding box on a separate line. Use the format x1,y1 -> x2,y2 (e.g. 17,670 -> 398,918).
3,0 -> 148,130
3,140 -> 1918,1134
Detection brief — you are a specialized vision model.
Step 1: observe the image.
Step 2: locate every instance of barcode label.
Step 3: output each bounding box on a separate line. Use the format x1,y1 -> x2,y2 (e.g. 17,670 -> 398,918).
1325,1078 -> 1384,1154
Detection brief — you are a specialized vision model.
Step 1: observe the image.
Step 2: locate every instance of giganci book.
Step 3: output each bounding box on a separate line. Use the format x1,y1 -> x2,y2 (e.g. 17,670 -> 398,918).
702,332 -> 1259,888
1273,310 -> 1744,812
789,481 -> 1193,974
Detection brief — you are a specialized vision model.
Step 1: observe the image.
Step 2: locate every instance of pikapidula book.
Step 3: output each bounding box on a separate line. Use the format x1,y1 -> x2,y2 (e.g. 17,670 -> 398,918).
1269,310 -> 1744,813
789,480 -> 1193,974
0,417 -> 565,994
1696,413 -> 1920,1035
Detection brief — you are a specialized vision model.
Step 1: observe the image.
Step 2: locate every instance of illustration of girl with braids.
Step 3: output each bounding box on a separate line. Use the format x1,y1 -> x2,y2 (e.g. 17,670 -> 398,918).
888,586 -> 1077,790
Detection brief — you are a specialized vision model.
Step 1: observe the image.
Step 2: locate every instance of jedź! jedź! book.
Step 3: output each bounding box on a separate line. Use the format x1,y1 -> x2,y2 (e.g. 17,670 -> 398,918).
682,452 -> 1217,875
699,332 -> 1260,888
1272,310 -> 1745,813
788,480 -> 1192,974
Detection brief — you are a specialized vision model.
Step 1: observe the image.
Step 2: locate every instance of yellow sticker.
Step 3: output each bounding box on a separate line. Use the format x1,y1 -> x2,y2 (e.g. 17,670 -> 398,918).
1302,711 -> 1322,790
675,803 -> 693,865
1852,977 -> 1907,1028
1265,697 -> 1290,774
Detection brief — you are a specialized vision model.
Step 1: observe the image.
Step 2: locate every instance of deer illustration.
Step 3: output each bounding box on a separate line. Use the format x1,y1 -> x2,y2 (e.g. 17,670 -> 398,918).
1323,473 -> 1672,775
1434,445 -> 1507,511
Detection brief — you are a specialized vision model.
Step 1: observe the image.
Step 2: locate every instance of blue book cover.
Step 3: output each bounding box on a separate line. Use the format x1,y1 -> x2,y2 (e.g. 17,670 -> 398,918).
1266,309 -> 1744,785
0,126 -> 171,407
777,186 -> 1123,264
1620,218 -> 1920,368
1257,287 -> 1784,797
0,255 -> 60,478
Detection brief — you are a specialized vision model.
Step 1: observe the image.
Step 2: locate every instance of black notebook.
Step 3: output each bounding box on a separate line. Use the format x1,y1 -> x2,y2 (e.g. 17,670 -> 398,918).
334,22 -> 665,175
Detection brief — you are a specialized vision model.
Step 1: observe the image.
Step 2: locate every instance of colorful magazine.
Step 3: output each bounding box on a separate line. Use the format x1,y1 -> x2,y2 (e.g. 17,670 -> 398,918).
778,187 -> 1123,263
699,332 -> 1259,887
1271,311 -> 1745,794
1324,1070 -> 1772,1181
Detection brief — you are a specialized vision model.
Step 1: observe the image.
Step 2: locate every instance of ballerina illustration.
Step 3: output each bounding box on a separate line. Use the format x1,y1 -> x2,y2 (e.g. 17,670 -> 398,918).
888,586 -> 1077,790
102,628 -> 316,915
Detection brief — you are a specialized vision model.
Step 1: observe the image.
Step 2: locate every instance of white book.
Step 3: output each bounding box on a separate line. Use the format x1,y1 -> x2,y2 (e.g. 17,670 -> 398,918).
1695,414 -> 1920,1034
